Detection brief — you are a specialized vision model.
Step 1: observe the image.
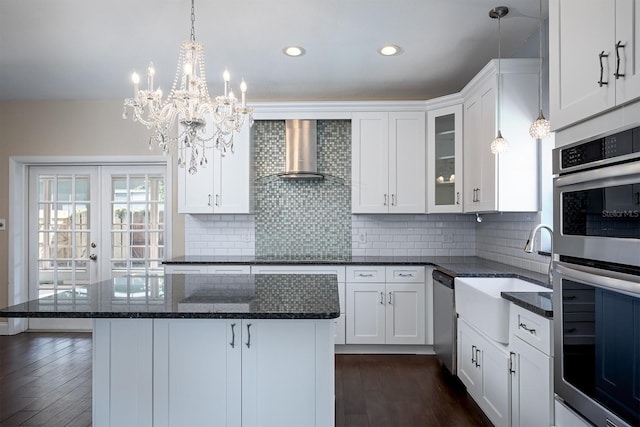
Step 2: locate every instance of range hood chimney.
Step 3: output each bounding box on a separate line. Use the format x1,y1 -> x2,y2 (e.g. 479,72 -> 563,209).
278,119 -> 324,180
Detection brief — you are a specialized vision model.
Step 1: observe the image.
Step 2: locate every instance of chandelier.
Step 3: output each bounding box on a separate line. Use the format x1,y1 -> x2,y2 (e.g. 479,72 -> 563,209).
122,0 -> 254,174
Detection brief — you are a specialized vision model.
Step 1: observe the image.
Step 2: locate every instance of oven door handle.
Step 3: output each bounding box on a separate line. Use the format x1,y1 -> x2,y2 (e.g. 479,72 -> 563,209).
555,262 -> 640,296
554,161 -> 639,189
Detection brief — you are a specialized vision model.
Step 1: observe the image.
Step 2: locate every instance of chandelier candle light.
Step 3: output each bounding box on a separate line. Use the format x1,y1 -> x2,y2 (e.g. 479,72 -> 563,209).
123,0 -> 254,174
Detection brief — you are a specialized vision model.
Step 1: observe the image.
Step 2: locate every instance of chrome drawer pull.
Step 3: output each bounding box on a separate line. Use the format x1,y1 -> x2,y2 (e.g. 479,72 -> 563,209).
358,273 -> 374,277
398,273 -> 414,278
519,322 -> 536,335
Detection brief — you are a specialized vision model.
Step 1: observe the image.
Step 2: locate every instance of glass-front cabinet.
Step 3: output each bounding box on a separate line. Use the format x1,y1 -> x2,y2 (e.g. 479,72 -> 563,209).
427,104 -> 463,213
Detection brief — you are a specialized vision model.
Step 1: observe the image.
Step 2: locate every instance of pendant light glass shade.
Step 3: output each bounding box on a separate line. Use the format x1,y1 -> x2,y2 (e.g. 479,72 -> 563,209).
490,130 -> 509,154
529,110 -> 551,139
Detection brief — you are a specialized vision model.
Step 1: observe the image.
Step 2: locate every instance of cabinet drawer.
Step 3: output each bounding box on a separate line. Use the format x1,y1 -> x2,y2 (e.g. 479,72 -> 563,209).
510,304 -> 552,355
386,266 -> 424,283
346,266 -> 386,283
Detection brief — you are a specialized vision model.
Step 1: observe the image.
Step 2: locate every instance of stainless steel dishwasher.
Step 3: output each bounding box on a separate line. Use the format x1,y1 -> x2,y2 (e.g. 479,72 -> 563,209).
432,269 -> 456,375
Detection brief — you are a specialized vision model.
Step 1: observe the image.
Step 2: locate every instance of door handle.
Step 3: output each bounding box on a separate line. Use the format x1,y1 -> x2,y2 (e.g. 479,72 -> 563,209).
229,323 -> 236,348
245,323 -> 252,348
614,41 -> 626,79
509,352 -> 516,374
598,51 -> 609,87
89,254 -> 97,261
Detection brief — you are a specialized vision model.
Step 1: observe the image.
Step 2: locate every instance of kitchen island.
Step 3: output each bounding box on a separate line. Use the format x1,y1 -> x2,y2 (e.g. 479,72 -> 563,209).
0,274 -> 340,427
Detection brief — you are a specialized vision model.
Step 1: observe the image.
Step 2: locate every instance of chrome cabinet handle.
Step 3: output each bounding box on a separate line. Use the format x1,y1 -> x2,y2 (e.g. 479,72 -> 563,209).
358,273 -> 374,277
398,273 -> 414,278
456,192 -> 460,205
384,194 -> 388,206
215,194 -> 220,206
380,292 -> 384,305
615,41 -> 626,79
471,345 -> 477,364
475,348 -> 481,367
245,323 -> 252,348
509,352 -> 516,374
229,323 -> 236,348
388,292 -> 392,305
519,322 -> 537,335
391,194 -> 396,206
208,194 -> 212,206
598,51 -> 609,87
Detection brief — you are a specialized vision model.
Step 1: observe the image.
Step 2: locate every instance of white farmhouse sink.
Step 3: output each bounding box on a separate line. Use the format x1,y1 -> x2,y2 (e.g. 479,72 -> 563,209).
454,277 -> 549,344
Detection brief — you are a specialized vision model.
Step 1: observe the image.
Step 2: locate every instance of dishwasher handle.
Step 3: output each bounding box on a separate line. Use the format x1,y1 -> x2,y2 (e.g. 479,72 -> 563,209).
432,270 -> 455,289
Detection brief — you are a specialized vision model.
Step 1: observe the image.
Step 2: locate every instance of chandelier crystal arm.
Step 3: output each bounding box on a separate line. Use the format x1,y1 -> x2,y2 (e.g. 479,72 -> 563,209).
122,0 -> 254,174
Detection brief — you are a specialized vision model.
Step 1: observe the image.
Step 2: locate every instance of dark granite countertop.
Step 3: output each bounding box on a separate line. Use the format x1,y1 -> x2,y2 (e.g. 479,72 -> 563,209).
164,255 -> 553,317
0,274 -> 340,320
501,291 -> 553,318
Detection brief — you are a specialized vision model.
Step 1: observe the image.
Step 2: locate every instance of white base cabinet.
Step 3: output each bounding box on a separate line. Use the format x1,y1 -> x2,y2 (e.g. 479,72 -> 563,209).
345,266 -> 425,345
93,318 -> 335,427
508,304 -> 553,427
457,318 -> 511,427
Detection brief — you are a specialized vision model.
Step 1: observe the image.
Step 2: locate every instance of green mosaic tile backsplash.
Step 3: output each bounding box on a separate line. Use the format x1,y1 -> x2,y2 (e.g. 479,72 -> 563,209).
254,120 -> 352,258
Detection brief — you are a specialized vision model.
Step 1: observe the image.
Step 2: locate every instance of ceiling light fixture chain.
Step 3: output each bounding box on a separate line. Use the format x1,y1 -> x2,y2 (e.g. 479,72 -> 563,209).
122,0 -> 254,174
529,0 -> 551,139
490,6 -> 509,155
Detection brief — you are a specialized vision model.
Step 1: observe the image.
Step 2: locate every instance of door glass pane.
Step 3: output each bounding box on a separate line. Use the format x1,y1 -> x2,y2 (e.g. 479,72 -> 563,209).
34,172 -> 94,299
434,113 -> 456,206
109,172 -> 165,277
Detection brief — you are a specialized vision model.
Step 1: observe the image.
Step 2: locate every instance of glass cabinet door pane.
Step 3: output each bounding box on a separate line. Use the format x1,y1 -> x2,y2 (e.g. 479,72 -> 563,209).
434,113 -> 456,206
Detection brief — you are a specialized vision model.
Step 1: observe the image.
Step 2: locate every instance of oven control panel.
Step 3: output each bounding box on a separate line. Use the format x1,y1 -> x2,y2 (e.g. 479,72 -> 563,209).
555,126 -> 640,174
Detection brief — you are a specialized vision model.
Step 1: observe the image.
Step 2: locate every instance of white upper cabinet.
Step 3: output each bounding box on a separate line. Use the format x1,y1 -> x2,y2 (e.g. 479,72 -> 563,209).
352,112 -> 426,214
427,104 -> 463,213
178,119 -> 252,214
462,59 -> 539,213
550,0 -> 640,131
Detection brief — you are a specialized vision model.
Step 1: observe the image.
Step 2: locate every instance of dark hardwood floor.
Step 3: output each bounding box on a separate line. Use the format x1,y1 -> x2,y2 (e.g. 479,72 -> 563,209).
0,333 -> 492,427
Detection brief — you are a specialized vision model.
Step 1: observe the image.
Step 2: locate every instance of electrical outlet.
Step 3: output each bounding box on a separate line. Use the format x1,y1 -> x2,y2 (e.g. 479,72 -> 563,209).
443,231 -> 454,243
0,218 -> 5,230
358,231 -> 366,243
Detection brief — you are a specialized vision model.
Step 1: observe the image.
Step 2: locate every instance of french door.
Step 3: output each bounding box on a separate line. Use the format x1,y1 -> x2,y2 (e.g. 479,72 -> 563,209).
28,165 -> 167,330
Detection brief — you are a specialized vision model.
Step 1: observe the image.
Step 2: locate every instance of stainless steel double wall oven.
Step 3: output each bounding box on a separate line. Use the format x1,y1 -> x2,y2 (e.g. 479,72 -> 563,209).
553,126 -> 640,427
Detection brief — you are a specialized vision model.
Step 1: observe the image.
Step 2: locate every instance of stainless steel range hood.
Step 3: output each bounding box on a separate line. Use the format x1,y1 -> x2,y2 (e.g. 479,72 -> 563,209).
278,119 -> 324,180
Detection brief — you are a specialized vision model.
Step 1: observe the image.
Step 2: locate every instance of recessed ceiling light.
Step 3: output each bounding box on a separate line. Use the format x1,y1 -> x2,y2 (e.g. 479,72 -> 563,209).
284,46 -> 306,57
379,45 -> 402,56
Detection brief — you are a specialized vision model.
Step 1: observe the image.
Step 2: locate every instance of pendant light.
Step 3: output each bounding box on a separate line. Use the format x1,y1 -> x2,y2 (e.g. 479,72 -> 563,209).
490,6 -> 509,155
529,0 -> 551,139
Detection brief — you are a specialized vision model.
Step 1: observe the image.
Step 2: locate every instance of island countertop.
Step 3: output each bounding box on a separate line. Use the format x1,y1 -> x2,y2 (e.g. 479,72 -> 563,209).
0,274 -> 341,320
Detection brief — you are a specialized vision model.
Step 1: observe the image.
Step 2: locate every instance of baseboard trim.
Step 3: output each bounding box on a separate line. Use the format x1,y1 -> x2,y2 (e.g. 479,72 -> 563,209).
335,344 -> 435,355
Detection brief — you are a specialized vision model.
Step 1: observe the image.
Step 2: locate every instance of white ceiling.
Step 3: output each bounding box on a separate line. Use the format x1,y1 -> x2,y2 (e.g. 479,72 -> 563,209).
0,0 -> 547,102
